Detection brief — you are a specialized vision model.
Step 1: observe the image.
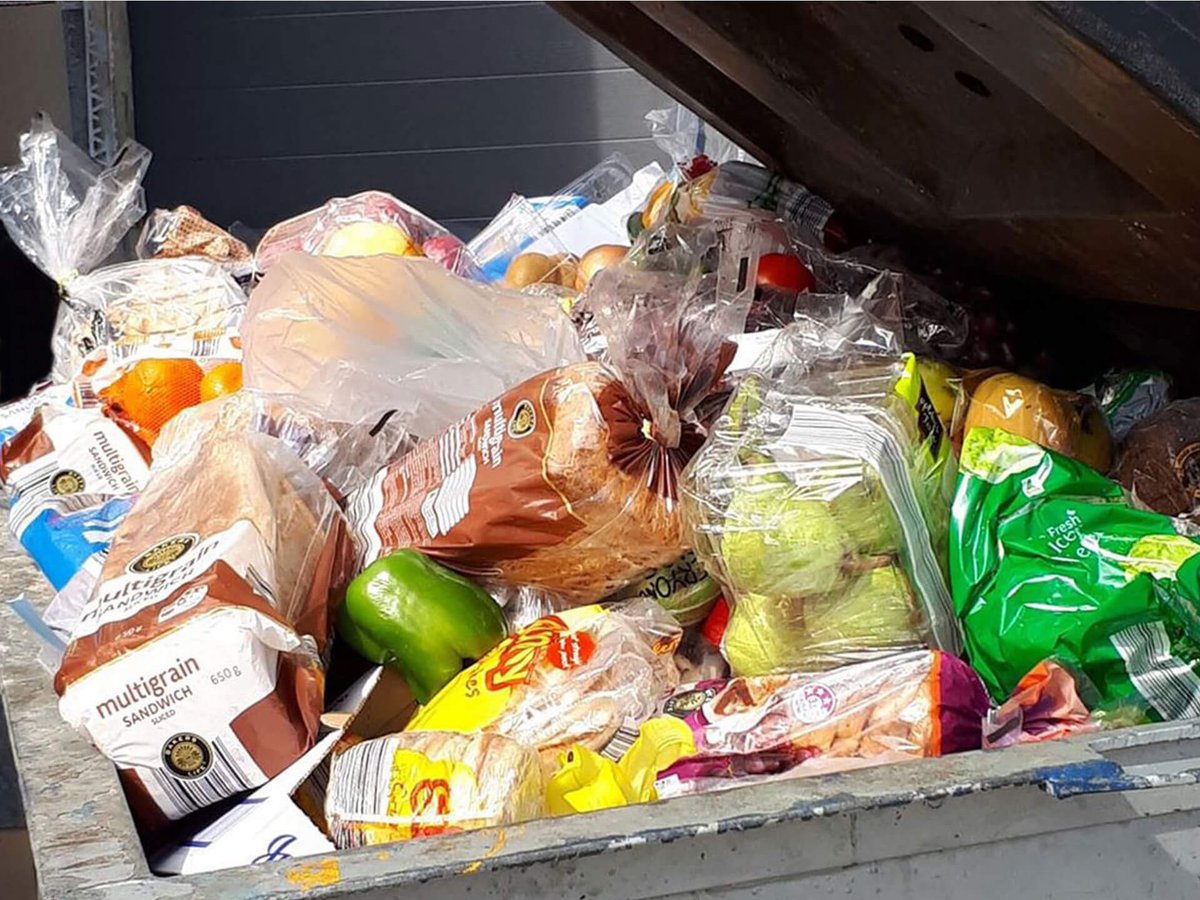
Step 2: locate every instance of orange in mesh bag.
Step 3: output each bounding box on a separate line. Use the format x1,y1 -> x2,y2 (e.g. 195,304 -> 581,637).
347,255 -> 748,603
99,357 -> 204,444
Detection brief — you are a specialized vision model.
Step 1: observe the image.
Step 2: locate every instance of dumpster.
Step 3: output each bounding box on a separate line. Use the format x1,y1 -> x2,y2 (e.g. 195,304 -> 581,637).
7,2 -> 1200,898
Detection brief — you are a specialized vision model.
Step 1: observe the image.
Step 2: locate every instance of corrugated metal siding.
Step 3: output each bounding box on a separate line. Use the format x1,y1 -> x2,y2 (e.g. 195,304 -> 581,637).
127,1 -> 671,235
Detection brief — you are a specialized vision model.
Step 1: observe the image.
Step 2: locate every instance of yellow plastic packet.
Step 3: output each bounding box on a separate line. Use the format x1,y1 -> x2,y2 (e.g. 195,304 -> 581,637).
546,716 -> 695,815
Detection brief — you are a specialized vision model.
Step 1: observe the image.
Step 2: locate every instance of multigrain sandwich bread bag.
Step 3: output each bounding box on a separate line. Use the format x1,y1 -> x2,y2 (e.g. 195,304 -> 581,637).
55,395 -> 353,828
349,256 -> 749,604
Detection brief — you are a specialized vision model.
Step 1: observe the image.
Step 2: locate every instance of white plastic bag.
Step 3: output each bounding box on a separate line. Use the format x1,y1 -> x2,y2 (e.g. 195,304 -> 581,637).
242,254 -> 585,436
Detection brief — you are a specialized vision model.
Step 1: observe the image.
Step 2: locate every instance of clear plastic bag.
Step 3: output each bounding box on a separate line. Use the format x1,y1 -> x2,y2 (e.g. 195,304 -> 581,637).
61,257 -> 247,401
646,103 -> 757,179
348,226 -> 753,602
255,190 -> 479,279
467,154 -> 661,283
136,205 -> 253,279
241,254 -> 585,437
56,395 -> 353,828
326,731 -> 544,847
0,115 -> 150,285
406,601 -> 681,772
680,320 -> 961,677
652,650 -> 987,797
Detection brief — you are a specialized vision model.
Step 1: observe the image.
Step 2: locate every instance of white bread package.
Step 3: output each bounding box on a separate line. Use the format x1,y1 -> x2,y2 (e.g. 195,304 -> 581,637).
54,397 -> 353,829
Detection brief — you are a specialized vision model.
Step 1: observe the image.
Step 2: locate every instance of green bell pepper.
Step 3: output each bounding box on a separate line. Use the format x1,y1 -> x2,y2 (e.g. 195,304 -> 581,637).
338,550 -> 508,704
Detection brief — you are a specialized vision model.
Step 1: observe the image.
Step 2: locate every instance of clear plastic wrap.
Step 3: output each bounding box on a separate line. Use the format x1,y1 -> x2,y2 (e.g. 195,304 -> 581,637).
962,371 -> 1113,473
55,395 -> 353,828
652,650 -> 987,797
136,205 -> 253,278
254,190 -> 479,279
405,601 -> 681,772
680,317 -> 961,677
241,254 -> 585,438
982,660 -> 1097,749
467,154 -> 660,283
645,103 -> 757,179
0,115 -> 149,285
326,731 -> 544,847
347,228 -> 753,602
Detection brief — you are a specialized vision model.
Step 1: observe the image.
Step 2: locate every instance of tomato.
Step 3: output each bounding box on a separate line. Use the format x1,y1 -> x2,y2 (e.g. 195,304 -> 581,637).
755,253 -> 814,292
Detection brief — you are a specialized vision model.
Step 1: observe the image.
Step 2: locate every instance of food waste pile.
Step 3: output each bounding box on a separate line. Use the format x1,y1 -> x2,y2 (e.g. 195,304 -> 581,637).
0,108 -> 1197,872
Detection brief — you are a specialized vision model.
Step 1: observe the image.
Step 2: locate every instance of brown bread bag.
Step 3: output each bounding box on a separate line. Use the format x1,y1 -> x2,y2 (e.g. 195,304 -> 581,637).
55,396 -> 352,829
349,258 -> 747,604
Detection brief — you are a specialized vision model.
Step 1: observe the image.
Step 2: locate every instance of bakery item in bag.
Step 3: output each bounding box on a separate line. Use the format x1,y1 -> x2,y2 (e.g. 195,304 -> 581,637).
55,397 -> 351,828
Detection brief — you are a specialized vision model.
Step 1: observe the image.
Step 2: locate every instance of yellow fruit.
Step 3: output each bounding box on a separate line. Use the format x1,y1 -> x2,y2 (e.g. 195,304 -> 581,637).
504,252 -> 557,289
321,221 -> 417,258
963,372 -> 1077,456
642,180 -> 675,229
575,244 -> 628,291
200,361 -> 243,403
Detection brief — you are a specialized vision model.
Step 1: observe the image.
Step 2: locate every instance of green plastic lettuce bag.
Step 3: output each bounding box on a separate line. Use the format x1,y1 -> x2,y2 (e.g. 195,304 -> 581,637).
950,427 -> 1200,720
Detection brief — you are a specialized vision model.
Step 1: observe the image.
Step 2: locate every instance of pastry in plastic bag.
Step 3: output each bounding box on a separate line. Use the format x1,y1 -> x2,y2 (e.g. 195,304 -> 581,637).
55,396 -> 353,828
1114,399 -> 1200,518
405,601 -> 681,770
326,731 -> 543,847
348,250 -> 749,602
136,205 -> 253,278
652,650 -> 987,797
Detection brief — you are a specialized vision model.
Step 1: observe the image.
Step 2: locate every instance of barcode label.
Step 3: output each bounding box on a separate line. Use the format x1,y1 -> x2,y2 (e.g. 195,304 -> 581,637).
192,335 -> 220,358
74,380 -> 100,408
148,735 -> 261,819
1111,621 -> 1200,720
327,737 -> 395,834
600,721 -> 640,762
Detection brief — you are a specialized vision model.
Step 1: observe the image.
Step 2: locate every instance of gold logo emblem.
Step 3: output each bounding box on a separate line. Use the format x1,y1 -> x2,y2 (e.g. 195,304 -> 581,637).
162,733 -> 211,779
508,399 -> 536,439
50,470 -> 85,496
128,534 -> 198,574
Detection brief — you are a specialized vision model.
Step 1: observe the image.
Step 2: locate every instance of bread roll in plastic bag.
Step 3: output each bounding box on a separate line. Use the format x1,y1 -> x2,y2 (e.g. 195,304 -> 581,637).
653,650 -> 987,797
681,308 -> 962,677
136,205 -> 253,278
326,731 -> 544,847
255,190 -> 479,279
55,395 -> 353,829
348,232 -> 752,601
405,601 -> 681,772
242,254 -> 584,437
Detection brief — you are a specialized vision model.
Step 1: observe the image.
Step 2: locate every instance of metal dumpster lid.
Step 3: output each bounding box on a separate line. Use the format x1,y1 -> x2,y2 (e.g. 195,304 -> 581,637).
554,2 -> 1200,313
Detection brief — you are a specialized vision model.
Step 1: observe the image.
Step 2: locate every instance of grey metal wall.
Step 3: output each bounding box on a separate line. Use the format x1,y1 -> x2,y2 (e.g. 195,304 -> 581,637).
127,1 -> 671,236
